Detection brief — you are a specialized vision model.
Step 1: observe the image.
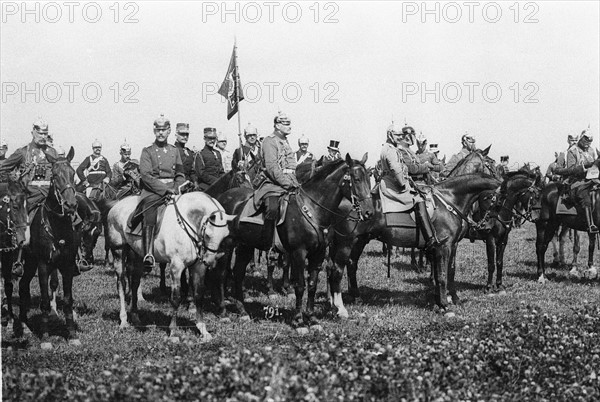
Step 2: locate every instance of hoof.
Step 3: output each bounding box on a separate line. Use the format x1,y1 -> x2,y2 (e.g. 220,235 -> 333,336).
219,317 -> 232,323
119,321 -> 130,330
309,324 -> 323,332
239,315 -> 251,322
498,290 -> 507,296
583,267 -> 598,279
487,292 -> 497,298
200,333 -> 213,343
69,338 -> 82,347
296,327 -> 309,335
40,342 -> 53,350
537,275 -> 547,284
446,295 -> 452,304
444,311 -> 456,318
337,310 -> 349,320
169,336 -> 180,344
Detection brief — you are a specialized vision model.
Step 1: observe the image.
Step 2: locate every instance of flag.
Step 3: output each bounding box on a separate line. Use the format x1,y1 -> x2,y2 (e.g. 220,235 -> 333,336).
218,45 -> 244,120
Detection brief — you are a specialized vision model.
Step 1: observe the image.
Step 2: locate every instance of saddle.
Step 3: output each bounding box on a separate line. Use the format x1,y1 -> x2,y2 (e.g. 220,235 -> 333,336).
239,193 -> 290,227
127,202 -> 168,236
379,180 -> 435,228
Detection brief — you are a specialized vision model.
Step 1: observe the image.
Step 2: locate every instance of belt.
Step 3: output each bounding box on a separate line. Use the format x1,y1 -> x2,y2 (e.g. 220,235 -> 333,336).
282,169 -> 295,174
30,180 -> 50,186
87,171 -> 106,175
158,178 -> 173,184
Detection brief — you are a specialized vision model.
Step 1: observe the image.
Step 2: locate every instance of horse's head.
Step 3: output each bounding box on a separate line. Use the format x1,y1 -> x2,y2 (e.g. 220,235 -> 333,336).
492,170 -> 543,226
449,147 -> 498,178
198,210 -> 236,267
75,193 -> 102,265
1,178 -> 30,247
123,160 -> 141,188
342,153 -> 374,220
47,147 -> 78,215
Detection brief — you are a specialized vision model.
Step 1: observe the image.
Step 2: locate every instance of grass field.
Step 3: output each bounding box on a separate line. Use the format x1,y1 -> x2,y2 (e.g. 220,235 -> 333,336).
2,224 -> 599,401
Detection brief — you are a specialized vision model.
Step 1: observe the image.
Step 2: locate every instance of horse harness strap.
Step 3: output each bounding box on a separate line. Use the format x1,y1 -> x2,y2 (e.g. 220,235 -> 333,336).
432,187 -> 480,228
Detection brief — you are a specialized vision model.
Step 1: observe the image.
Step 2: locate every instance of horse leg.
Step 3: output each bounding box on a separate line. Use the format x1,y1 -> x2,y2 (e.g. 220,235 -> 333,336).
571,230 -> 580,266
588,232 -> 595,268
113,248 -> 129,328
329,251 -> 349,319
167,260 -> 186,340
495,233 -> 509,294
305,253 -> 323,330
188,259 -> 212,342
484,235 -> 496,293
447,246 -> 460,305
232,245 -> 253,318
266,258 -> 277,297
160,262 -> 168,296
37,262 -> 53,350
211,251 -> 231,318
550,233 -> 559,267
290,249 -> 308,330
347,236 -> 369,302
49,270 -> 59,316
1,250 -> 14,326
62,263 -> 80,346
281,254 -> 293,296
129,251 -> 143,327
432,244 -> 451,314
17,252 -> 36,337
536,220 -> 557,283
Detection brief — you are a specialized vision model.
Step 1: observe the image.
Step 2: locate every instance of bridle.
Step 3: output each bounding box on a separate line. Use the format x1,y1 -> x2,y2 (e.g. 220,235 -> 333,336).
46,160 -> 76,217
488,177 -> 541,227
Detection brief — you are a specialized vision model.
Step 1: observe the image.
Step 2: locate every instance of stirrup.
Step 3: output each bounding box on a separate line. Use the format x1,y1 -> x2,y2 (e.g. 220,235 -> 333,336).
12,261 -> 24,277
588,225 -> 599,234
143,254 -> 155,273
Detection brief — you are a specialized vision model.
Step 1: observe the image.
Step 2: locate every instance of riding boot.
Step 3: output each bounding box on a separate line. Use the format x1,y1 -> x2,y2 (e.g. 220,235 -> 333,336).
414,201 -> 443,249
143,225 -> 156,273
262,219 -> 276,249
584,206 -> 598,233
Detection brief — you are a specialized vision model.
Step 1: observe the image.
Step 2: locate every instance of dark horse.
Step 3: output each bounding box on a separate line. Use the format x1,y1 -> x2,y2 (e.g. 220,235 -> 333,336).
216,154 -> 373,331
17,147 -> 80,349
0,176 -> 30,327
535,168 -> 600,283
338,173 -> 501,315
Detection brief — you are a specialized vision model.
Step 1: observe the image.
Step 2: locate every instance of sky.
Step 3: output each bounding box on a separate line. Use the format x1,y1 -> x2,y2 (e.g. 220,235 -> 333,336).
1,1 -> 598,170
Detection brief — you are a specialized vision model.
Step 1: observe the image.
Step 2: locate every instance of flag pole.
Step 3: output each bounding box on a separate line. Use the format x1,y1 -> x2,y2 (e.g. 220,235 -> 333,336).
234,37 -> 245,167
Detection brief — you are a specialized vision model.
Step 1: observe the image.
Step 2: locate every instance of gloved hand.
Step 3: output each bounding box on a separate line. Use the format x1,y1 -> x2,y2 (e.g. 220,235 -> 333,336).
584,160 -> 595,169
103,177 -> 110,184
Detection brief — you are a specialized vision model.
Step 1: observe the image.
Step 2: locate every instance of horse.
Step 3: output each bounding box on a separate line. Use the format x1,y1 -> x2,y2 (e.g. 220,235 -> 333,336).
107,191 -> 234,341
0,176 -> 30,327
535,173 -> 600,283
48,192 -> 103,317
216,154 -> 373,331
339,173 -> 502,315
17,147 -> 80,349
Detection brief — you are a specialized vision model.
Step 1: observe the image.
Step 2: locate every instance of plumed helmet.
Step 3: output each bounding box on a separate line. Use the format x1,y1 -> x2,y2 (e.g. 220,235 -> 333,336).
274,111 -> 291,125
579,129 -> 593,143
386,123 -> 403,135
153,114 -> 170,129
461,132 -> 476,143
416,133 -> 427,144
92,139 -> 102,148
32,117 -> 49,133
120,142 -> 131,152
298,136 -> 309,145
244,123 -> 258,136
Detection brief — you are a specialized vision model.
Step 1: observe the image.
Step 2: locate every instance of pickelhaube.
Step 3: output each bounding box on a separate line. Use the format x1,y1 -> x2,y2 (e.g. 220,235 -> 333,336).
33,118 -> 49,133
120,142 -> 131,152
298,135 -> 309,145
217,131 -> 227,142
176,123 -> 189,134
402,125 -> 415,136
580,129 -> 593,142
244,123 -> 258,136
416,133 -> 427,144
154,114 -> 170,129
203,127 -> 217,139
386,123 -> 403,135
274,111 -> 291,125
92,139 -> 102,148
462,132 -> 475,143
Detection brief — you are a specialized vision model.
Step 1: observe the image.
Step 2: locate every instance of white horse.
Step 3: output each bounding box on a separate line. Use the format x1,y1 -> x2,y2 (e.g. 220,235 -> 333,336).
107,191 -> 234,342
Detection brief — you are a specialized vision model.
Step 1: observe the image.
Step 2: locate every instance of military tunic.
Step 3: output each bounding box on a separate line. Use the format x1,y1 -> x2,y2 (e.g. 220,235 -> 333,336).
441,147 -> 470,177
380,141 -> 430,205
295,150 -> 313,165
140,142 -> 185,196
194,145 -> 224,190
76,154 -> 112,186
0,141 -> 58,212
231,143 -> 261,172
415,150 -> 443,182
174,141 -> 195,182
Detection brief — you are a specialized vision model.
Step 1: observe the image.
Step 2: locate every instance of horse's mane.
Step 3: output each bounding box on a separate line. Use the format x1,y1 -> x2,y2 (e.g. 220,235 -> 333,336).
435,172 -> 498,190
448,150 -> 496,177
302,159 -> 346,185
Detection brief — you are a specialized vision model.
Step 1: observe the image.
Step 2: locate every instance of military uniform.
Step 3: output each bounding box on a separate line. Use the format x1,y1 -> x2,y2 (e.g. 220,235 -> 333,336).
255,131 -> 299,204
565,132 -> 598,232
295,150 -> 313,165
231,144 -> 261,171
76,153 -> 111,199
175,141 -> 195,181
441,148 -> 470,177
140,142 -> 185,198
0,141 -> 58,212
194,145 -> 224,190
415,150 -> 442,183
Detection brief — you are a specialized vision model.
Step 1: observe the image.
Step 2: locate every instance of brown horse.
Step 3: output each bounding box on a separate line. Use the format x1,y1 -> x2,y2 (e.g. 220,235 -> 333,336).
17,147 -> 80,349
216,154 -> 373,331
0,177 -> 29,327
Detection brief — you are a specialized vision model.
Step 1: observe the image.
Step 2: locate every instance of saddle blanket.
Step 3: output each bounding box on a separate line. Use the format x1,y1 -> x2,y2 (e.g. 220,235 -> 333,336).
127,203 -> 168,236
379,181 -> 436,224
556,194 -> 577,216
239,194 -> 289,227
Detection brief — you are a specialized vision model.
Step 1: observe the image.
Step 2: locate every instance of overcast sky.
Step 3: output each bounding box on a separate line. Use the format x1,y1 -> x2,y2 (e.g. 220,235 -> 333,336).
1,1 -> 598,169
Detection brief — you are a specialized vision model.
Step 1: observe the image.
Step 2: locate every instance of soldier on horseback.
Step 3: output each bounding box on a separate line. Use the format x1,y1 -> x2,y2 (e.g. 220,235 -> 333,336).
76,140 -> 112,200
254,112 -> 300,246
415,133 -> 443,184
565,129 -> 599,233
380,123 -> 441,249
232,123 -> 261,172
194,127 -> 225,190
138,114 -> 185,271
295,136 -> 313,165
173,123 -> 196,182
441,132 -> 476,177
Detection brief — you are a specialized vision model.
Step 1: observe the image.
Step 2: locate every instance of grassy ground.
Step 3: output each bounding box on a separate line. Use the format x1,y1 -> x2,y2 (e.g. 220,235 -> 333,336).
2,224 -> 599,401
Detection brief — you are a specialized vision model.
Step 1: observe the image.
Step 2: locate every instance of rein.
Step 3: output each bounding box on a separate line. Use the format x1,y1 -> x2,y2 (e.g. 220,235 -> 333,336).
432,186 -> 493,230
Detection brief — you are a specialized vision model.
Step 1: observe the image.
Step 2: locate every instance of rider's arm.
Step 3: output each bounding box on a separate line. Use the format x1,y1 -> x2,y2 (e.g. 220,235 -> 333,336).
76,157 -> 90,182
441,153 -> 460,177
105,158 -> 112,180
263,139 -> 296,190
0,148 -> 25,175
382,145 -> 407,188
173,149 -> 185,189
